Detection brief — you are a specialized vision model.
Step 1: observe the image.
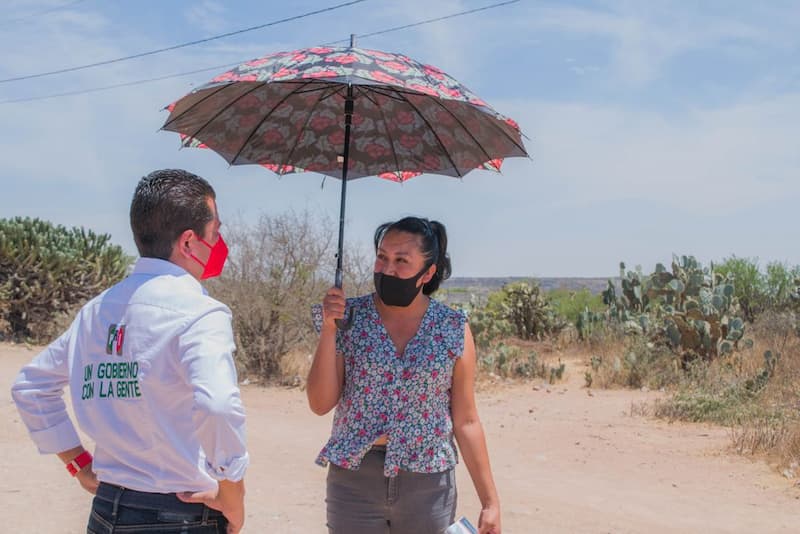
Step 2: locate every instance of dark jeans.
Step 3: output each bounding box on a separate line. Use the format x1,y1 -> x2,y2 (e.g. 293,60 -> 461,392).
326,446 -> 457,534
87,482 -> 228,533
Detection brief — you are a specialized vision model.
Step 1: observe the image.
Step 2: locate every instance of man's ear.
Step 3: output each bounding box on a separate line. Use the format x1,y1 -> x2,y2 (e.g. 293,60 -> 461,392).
175,229 -> 196,258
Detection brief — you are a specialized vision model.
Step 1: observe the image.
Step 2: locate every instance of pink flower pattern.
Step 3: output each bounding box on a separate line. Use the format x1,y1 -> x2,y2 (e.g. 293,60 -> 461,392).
311,295 -> 466,477
163,45 -> 527,179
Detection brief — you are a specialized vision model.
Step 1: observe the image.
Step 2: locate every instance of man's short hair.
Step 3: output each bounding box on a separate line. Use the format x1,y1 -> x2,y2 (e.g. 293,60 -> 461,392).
130,169 -> 216,259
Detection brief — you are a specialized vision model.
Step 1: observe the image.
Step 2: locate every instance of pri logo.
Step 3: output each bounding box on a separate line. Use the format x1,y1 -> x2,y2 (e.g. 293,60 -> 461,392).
106,324 -> 126,356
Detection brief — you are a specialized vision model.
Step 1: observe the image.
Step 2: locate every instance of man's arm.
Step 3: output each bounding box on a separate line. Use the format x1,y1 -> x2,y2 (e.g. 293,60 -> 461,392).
57,445 -> 99,494
11,327 -> 98,494
11,329 -> 82,453
177,307 -> 248,533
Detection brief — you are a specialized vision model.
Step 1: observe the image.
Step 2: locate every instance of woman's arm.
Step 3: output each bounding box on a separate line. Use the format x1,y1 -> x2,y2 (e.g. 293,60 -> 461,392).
452,323 -> 501,534
306,286 -> 346,415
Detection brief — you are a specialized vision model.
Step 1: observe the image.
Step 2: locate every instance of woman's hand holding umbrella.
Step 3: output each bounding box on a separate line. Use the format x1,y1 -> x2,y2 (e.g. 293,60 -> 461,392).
321,286 -> 347,332
307,286 -> 347,415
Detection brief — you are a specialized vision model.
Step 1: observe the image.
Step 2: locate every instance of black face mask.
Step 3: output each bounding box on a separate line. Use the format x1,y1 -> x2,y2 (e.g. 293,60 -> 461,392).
374,265 -> 430,307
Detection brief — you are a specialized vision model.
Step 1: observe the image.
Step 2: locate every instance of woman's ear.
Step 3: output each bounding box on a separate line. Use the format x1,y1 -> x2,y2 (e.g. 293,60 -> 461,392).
422,263 -> 437,284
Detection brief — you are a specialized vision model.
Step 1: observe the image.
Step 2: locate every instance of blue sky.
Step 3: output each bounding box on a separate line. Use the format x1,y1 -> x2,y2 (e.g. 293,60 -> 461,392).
1,0 -> 798,277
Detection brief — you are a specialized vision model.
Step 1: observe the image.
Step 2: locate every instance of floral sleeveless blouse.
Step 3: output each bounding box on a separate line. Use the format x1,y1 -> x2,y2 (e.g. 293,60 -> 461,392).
312,294 -> 466,477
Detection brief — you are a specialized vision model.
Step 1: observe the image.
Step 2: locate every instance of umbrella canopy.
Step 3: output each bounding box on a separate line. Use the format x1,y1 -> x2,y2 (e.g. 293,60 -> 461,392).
162,41 -> 528,326
162,44 -> 528,182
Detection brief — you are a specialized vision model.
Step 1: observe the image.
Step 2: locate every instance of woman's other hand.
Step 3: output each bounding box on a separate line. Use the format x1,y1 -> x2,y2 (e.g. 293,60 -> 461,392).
478,504 -> 501,534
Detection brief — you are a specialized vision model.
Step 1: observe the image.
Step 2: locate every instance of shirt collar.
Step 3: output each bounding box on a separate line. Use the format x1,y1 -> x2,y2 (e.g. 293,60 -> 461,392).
131,257 -> 206,294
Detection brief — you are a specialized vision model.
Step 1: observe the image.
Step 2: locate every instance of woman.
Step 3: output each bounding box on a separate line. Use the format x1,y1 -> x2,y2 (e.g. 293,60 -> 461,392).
307,216 -> 501,534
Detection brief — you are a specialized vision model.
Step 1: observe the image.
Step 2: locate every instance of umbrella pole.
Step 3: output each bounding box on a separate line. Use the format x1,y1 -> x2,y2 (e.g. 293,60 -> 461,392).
335,34 -> 357,290
335,87 -> 354,290
334,68 -> 356,329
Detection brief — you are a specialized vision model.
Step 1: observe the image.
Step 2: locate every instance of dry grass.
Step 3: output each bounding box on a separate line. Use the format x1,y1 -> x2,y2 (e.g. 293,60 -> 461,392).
628,401 -> 652,417
731,420 -> 800,456
581,336 -> 682,390
276,347 -> 314,388
577,310 -> 800,474
657,312 -> 800,471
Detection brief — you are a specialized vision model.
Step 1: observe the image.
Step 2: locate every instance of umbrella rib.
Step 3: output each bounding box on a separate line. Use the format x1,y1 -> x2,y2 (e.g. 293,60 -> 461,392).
362,85 -> 408,103
394,91 -> 463,177
354,85 -> 381,107
177,83 -> 268,150
473,107 -> 530,158
293,81 -> 342,95
316,84 -> 346,102
229,80 -> 318,166
427,98 -> 496,169
362,85 -> 403,180
162,84 -> 234,131
277,84 -> 334,176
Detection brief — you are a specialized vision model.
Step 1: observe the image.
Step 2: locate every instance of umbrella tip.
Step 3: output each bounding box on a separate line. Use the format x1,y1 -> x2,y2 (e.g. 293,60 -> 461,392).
350,34 -> 356,48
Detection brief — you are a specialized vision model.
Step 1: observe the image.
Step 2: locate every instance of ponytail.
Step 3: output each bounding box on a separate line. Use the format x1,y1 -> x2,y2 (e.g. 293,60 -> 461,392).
422,220 -> 451,295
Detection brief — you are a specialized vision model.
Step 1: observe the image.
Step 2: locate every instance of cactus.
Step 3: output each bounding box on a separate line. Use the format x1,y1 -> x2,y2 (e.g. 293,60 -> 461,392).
606,254 -> 750,361
576,307 -> 605,340
0,217 -> 131,342
549,360 -> 565,384
498,281 -> 566,341
744,350 -> 781,393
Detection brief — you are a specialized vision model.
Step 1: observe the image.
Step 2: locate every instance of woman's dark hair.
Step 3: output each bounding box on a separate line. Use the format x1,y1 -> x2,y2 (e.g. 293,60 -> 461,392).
373,216 -> 452,295
130,169 -> 216,259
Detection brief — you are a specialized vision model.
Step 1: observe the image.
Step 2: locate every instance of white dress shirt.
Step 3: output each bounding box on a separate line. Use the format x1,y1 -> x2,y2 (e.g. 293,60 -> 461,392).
11,257 -> 249,493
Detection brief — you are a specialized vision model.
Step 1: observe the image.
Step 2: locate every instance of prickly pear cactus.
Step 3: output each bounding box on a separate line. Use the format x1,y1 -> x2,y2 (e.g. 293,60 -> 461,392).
576,307 -> 605,340
606,255 -> 749,360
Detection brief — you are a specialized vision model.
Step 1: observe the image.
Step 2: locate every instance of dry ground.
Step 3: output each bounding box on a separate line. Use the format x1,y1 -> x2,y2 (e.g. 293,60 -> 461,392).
2,342 -> 798,533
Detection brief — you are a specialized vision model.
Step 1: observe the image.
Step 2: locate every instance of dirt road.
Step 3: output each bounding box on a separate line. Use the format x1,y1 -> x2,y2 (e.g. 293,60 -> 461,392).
2,343 -> 796,533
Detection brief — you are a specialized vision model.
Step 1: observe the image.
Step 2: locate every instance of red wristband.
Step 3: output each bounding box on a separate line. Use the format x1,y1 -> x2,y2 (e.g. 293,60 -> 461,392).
66,451 -> 93,476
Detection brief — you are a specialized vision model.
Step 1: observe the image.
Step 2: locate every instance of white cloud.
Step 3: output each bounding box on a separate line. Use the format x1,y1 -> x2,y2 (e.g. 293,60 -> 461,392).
569,65 -> 600,76
515,2 -> 794,86
184,1 -> 229,35
504,91 -> 800,214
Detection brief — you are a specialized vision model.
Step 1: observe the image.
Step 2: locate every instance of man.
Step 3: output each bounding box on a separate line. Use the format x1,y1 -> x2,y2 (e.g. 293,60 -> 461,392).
11,169 -> 248,533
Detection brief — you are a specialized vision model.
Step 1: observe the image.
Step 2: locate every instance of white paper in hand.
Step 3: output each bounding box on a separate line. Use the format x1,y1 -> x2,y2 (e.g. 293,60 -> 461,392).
445,516 -> 478,534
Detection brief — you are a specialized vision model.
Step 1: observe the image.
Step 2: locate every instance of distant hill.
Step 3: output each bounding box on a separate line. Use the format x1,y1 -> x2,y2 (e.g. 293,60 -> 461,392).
439,276 -> 615,305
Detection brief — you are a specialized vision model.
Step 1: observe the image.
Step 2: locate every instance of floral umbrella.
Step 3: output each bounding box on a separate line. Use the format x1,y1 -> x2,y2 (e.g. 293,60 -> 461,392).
162,39 -> 528,324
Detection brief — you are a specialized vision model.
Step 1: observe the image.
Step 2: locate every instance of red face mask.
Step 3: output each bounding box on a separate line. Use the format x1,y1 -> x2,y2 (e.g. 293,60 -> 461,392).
190,234 -> 228,279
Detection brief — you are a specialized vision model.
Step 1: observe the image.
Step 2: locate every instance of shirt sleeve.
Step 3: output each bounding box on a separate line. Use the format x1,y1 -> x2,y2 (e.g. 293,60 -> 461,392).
178,307 -> 249,482
11,328 -> 82,454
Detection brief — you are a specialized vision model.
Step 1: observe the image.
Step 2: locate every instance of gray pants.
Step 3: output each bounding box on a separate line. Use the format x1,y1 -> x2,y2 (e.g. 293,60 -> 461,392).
326,446 -> 457,534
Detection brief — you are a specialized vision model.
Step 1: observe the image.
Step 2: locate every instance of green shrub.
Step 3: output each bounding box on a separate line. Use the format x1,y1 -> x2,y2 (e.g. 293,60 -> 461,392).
653,368 -> 784,426
714,256 -> 762,322
548,288 -> 604,324
0,217 -> 130,342
715,256 -> 800,321
764,261 -> 800,311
